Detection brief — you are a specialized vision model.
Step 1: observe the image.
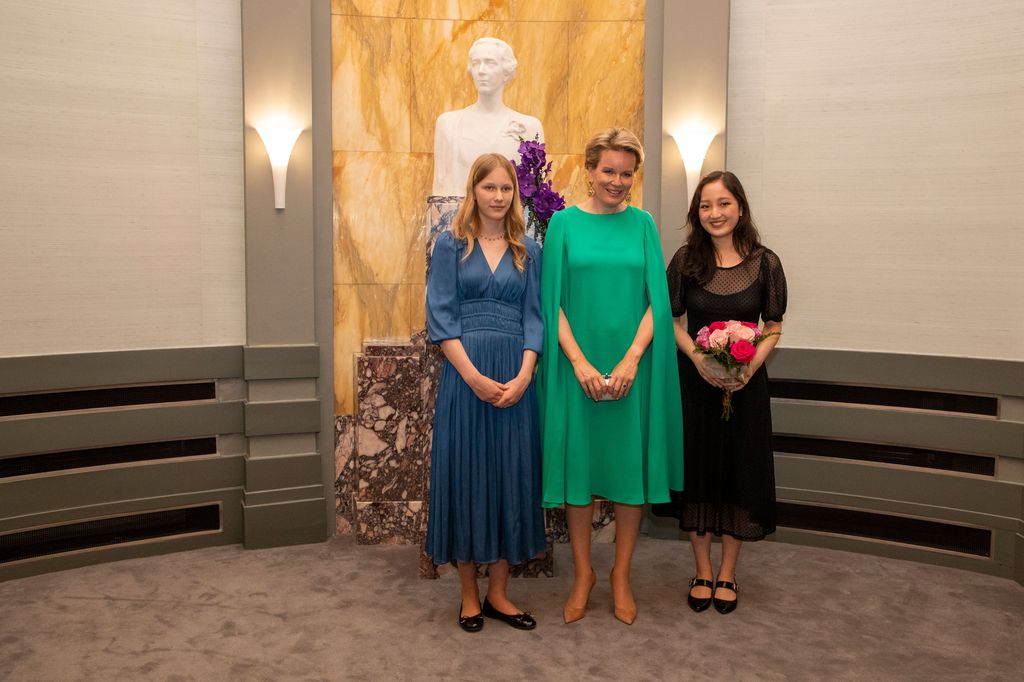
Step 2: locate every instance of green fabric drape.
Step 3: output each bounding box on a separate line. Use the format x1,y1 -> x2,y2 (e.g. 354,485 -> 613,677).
539,206 -> 684,507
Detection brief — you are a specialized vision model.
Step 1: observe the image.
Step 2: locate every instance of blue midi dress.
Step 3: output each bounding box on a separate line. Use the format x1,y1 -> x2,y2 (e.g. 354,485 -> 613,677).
424,231 -> 546,565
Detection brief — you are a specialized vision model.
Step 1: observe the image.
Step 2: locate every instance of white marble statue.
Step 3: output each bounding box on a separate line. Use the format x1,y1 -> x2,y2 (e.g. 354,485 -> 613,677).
432,37 -> 544,197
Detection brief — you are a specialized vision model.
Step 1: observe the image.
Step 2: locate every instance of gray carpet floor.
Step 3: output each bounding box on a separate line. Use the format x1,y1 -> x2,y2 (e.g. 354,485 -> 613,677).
1,535 -> 1022,681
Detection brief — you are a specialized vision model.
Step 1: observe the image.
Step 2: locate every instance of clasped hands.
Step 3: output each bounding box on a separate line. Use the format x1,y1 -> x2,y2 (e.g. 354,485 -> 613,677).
692,354 -> 755,392
468,370 -> 531,408
571,353 -> 639,401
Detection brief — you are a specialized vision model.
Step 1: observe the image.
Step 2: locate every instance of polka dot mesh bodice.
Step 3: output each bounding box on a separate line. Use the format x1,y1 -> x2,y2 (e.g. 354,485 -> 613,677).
666,247 -> 787,335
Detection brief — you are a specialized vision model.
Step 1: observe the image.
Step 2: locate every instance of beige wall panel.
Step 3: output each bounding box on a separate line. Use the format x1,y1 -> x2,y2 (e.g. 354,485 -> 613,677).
409,20 -> 568,155
198,0 -> 247,345
332,16 -> 412,152
568,21 -> 645,152
333,0 -> 415,16
729,0 -> 1024,359
0,1 -> 244,357
334,284 -> 416,413
333,152 -> 432,285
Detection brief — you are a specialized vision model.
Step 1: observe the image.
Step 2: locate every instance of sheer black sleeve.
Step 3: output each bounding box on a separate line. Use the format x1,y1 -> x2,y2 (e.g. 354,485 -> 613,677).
761,248 -> 787,323
665,246 -> 688,317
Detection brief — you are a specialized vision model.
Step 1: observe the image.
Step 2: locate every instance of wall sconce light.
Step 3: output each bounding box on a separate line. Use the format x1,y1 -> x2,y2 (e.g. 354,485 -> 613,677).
255,118 -> 302,209
671,124 -> 718,209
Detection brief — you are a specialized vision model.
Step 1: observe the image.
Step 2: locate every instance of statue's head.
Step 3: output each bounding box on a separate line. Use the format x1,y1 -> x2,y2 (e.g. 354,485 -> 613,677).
467,37 -> 517,94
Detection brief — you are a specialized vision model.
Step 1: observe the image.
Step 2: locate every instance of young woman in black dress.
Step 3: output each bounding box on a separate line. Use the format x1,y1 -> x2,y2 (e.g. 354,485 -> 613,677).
662,171 -> 787,614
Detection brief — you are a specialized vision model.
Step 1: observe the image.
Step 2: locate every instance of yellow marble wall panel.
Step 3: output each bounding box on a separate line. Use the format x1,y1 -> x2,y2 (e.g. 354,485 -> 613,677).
550,153 -> 587,207
414,0 -> 514,20
333,151 -> 432,285
408,283 -> 426,331
509,0 -> 644,22
333,0 -> 415,16
509,0 -> 576,21
568,21 -> 645,152
334,284 -> 417,413
333,16 -> 411,152
578,0 -> 644,21
410,20 -> 569,154
502,21 -> 570,154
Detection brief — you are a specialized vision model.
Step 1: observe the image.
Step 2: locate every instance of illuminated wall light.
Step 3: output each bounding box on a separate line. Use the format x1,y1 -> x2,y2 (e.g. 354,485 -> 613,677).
255,118 -> 303,209
671,124 -> 718,209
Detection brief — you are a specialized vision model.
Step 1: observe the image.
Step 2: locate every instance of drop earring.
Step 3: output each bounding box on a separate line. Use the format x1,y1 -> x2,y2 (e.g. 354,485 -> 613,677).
625,192 -> 633,203
587,181 -> 595,197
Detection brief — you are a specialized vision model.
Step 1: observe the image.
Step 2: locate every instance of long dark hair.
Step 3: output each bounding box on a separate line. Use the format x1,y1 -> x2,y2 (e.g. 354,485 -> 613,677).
681,170 -> 763,284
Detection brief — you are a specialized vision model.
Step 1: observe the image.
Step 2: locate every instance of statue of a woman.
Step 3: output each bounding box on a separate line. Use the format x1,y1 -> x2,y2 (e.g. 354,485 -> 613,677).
432,38 -> 545,197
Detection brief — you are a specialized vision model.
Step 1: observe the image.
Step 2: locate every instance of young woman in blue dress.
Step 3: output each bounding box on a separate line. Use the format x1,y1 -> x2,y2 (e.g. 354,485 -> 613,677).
424,153 -> 546,632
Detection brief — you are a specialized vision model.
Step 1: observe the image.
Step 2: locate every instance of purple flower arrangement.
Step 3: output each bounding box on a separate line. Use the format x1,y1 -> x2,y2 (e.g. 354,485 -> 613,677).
513,137 -> 565,244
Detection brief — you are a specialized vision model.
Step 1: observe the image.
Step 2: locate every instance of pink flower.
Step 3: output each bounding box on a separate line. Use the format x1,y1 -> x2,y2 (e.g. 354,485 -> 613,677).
730,325 -> 757,343
708,329 -> 730,349
708,321 -> 727,332
741,321 -> 760,332
695,326 -> 711,350
730,339 -> 756,363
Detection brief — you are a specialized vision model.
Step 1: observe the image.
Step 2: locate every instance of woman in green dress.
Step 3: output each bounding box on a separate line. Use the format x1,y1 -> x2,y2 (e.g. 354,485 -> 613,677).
539,128 -> 684,625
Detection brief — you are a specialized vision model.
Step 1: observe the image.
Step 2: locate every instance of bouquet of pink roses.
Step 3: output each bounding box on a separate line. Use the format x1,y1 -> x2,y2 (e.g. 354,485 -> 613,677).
693,320 -> 780,420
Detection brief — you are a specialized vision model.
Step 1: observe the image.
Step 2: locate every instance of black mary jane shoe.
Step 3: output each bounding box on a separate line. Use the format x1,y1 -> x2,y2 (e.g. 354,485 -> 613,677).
687,577 -> 715,613
458,603 -> 484,633
482,598 -> 537,630
712,579 -> 739,614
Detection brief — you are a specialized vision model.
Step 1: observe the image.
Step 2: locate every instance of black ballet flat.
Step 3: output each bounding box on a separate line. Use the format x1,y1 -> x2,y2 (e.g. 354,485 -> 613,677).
458,603 -> 484,633
482,598 -> 537,630
712,579 -> 739,614
687,577 -> 715,613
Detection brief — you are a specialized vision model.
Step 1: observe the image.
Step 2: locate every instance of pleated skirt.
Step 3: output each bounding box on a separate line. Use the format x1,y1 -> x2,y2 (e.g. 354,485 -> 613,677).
425,325 -> 546,565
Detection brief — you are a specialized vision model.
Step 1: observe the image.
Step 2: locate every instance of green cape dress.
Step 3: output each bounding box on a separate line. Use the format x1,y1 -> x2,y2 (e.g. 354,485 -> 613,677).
539,205 -> 684,506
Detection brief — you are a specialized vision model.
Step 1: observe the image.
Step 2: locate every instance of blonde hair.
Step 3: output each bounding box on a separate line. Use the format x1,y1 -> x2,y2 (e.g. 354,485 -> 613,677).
451,153 -> 528,272
584,127 -> 645,171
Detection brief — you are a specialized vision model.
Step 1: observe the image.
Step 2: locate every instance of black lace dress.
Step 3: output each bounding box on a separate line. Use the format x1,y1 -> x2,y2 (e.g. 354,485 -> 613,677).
653,247 -> 788,540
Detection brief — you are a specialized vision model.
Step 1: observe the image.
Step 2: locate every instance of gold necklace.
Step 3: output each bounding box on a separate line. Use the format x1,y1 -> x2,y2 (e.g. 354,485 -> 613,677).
479,234 -> 505,242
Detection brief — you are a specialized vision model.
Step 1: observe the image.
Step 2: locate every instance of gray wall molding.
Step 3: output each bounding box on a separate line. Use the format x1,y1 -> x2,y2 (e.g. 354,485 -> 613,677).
1,464 -> 244,531
768,348 -> 1024,397
776,455 -> 1021,521
0,491 -> 244,582
762,346 -> 1023,583
244,400 -> 321,437
0,402 -> 245,459
245,452 -> 322,491
773,401 -> 1023,460
0,346 -> 242,394
244,345 -> 320,380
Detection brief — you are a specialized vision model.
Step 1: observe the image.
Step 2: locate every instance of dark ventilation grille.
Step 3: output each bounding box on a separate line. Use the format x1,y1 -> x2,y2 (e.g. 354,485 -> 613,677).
0,382 -> 216,417
0,505 -> 221,564
773,436 -> 995,476
777,503 -> 991,557
769,380 -> 997,416
0,438 -> 218,479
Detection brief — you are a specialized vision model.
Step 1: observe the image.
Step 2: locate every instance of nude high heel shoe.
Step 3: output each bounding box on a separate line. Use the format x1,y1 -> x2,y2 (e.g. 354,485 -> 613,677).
609,567 -> 637,625
563,569 -> 597,624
